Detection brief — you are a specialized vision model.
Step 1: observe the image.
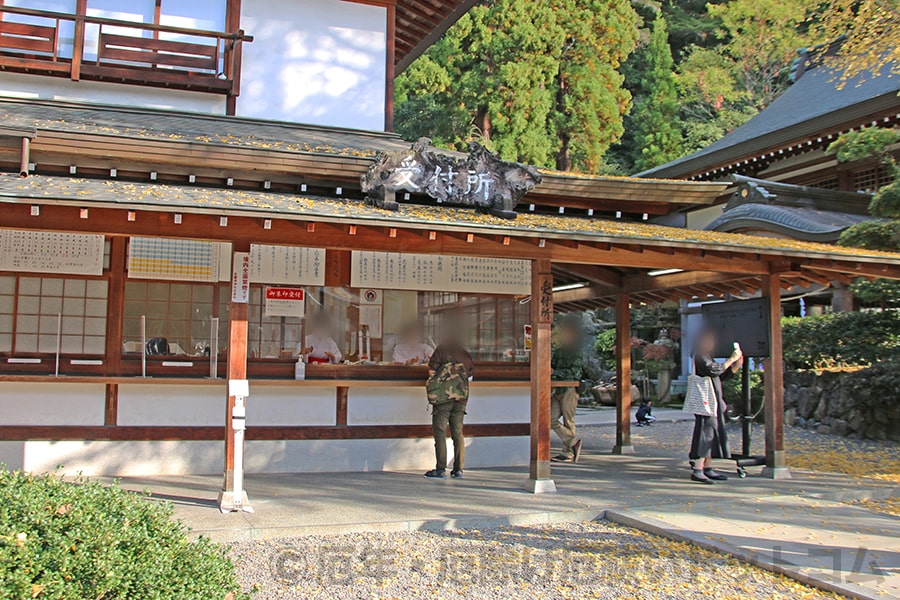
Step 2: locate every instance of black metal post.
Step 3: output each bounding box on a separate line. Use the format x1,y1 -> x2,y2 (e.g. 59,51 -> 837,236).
741,359 -> 751,457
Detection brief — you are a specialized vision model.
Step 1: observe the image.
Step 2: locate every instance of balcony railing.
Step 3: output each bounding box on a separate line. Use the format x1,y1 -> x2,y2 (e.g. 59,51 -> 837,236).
0,6 -> 252,97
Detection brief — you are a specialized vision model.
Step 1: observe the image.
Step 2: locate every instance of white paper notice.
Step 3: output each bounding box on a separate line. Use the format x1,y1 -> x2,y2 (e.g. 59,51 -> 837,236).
0,229 -> 104,276
351,251 -> 530,295
250,244 -> 325,286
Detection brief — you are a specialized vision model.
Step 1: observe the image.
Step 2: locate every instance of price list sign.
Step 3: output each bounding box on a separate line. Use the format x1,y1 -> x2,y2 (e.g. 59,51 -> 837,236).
250,245 -> 325,286
351,251 -> 530,295
0,229 -> 104,275
128,237 -> 222,282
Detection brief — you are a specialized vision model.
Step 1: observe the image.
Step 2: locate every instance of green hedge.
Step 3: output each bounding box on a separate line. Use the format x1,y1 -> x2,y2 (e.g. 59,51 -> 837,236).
722,369 -> 764,421
782,310 -> 900,370
0,470 -> 247,600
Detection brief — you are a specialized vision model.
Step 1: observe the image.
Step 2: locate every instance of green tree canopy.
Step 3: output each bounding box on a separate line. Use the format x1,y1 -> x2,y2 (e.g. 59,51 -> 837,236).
631,16 -> 683,172
394,0 -> 639,173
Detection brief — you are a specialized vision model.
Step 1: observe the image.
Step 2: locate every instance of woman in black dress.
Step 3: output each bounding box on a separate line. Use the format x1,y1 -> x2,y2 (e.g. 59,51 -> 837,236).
690,329 -> 742,484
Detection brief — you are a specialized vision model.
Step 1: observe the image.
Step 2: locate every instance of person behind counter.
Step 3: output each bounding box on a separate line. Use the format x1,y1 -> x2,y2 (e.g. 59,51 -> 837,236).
392,320 -> 434,365
299,312 -> 343,364
424,317 -> 474,480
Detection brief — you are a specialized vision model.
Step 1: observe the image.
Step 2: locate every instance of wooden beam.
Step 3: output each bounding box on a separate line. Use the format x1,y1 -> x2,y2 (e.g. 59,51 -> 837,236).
0,423 -> 530,442
624,270 -> 744,294
526,258 -> 555,492
806,260 -> 900,281
336,386 -> 349,427
762,273 -> 790,479
104,236 -> 126,376
104,383 -> 118,427
552,284 -> 606,305
613,293 -> 633,454
552,263 -> 622,288
384,2 -> 396,131
70,0 -> 87,81
223,242 -> 250,492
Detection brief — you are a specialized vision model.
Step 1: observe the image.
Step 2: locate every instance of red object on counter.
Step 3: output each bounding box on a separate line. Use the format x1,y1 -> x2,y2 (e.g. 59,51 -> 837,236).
307,357 -> 330,364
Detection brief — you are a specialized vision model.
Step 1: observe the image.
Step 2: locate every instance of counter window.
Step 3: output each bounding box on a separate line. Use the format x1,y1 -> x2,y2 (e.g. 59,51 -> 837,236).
11,276 -> 108,354
123,281 -> 227,356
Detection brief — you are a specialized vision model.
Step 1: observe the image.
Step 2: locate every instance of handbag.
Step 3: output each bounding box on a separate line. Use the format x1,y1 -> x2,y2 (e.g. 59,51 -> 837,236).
425,357 -> 469,406
683,356 -> 718,417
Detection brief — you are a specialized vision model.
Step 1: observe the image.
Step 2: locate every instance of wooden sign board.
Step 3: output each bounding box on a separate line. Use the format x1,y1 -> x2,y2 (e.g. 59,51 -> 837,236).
0,229 -> 104,276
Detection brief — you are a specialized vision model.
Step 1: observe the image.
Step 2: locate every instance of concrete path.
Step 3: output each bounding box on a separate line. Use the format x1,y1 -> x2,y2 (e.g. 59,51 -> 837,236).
115,444 -> 899,599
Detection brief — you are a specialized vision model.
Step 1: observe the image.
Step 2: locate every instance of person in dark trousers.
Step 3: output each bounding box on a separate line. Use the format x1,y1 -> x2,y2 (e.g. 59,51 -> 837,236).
551,317 -> 584,463
424,318 -> 474,480
689,329 -> 742,484
635,399 -> 654,426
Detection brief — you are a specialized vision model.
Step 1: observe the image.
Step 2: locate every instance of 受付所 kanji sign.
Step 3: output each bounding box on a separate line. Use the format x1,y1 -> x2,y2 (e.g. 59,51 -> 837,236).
360,138 -> 542,219
264,287 -> 306,318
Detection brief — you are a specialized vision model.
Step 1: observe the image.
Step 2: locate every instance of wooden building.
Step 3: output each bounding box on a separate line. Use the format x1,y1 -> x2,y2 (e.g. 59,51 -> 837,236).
0,5 -> 898,498
0,100 -> 898,495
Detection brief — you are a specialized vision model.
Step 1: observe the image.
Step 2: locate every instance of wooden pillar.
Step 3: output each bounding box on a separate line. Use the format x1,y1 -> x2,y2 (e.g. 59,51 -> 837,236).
384,2 -> 396,132
224,0 -> 243,116
222,242 -> 250,492
104,236 -> 127,376
612,293 -> 634,454
70,0 -> 87,81
524,258 -> 556,493
762,274 -> 790,479
336,386 -> 349,427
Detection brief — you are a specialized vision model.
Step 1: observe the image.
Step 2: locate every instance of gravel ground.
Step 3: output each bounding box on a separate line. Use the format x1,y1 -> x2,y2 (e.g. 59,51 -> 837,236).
228,422 -> 900,599
230,520 -> 841,600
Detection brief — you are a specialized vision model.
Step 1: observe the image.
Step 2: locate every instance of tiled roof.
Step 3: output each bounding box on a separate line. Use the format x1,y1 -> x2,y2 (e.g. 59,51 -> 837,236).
2,173 -> 898,265
638,64 -> 900,179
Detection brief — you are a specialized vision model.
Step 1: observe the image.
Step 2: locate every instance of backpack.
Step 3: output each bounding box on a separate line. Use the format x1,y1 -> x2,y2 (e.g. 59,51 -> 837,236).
425,358 -> 469,405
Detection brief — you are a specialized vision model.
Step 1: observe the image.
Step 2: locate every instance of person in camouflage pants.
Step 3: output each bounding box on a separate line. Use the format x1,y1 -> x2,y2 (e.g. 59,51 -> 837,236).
551,318 -> 584,462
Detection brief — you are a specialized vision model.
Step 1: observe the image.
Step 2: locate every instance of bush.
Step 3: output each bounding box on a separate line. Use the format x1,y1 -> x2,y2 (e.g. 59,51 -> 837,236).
722,369 -> 764,422
782,310 -> 900,370
0,470 -> 247,600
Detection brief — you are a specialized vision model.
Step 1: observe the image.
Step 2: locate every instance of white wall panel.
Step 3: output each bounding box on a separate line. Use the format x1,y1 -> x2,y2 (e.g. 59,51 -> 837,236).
248,386 -> 335,426
117,383 -> 224,426
0,383 -> 105,426
238,0 -> 386,129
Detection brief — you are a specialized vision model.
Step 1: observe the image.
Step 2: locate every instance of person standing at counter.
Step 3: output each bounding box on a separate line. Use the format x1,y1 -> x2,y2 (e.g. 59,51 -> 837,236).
392,320 -> 434,365
424,318 -> 474,480
300,312 -> 343,364
550,317 -> 584,463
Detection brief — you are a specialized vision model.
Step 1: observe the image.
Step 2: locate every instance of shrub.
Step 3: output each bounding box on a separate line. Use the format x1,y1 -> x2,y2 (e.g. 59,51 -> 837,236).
722,369 -> 764,422
0,470 -> 247,600
782,310 -> 900,370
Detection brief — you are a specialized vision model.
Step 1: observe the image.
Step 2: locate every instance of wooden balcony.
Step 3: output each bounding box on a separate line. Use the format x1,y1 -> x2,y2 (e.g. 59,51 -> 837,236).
0,6 -> 251,97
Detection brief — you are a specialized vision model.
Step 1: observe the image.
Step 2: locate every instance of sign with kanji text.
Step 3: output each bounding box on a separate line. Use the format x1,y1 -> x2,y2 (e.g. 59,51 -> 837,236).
232,252 -> 250,303
264,287 -> 305,318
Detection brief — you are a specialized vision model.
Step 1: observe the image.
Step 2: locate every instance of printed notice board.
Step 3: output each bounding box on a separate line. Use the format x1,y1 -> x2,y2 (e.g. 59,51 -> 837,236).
351,251 -> 530,295
0,229 -> 104,275
264,287 -> 306,318
128,237 -> 225,282
250,245 -> 325,286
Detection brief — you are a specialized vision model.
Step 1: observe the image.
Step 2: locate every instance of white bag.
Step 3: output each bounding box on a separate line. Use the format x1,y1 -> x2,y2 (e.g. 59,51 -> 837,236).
683,356 -> 718,417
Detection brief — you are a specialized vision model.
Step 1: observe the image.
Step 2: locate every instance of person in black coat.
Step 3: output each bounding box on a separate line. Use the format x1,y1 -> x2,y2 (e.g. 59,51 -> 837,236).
689,329 -> 742,484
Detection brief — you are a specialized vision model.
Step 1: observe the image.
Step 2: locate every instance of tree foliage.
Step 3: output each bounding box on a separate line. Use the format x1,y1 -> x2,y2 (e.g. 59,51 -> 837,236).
394,0 -> 639,173
828,128 -> 900,307
630,16 -> 683,171
818,0 -> 900,86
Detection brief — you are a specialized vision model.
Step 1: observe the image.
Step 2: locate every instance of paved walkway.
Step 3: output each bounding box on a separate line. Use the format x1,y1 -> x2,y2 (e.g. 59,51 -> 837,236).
115,436 -> 899,600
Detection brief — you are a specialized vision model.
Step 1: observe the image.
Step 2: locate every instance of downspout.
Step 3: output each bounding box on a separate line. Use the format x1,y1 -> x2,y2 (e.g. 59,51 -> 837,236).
20,136 -> 30,177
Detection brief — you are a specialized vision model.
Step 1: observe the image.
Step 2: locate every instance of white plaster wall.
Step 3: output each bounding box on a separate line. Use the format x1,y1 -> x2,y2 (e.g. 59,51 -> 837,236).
348,386 -> 530,426
0,383 -> 105,426
248,386 -> 335,427
4,436 -> 528,476
237,0 -> 387,129
348,386 -> 432,426
117,384 -> 224,426
0,72 -> 227,114
18,440 -> 223,476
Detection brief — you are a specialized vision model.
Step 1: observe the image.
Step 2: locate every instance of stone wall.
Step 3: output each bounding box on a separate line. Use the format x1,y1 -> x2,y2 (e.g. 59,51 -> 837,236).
784,369 -> 900,442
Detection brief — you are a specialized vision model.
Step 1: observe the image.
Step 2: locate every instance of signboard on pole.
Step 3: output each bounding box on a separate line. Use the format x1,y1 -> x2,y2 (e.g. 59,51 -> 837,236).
264,287 -> 305,318
231,252 -> 250,303
701,298 -> 771,358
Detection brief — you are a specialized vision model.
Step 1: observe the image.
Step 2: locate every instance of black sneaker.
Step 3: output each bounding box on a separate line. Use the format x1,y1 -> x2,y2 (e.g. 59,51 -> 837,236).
551,454 -> 573,463
424,469 -> 446,479
691,471 -> 714,484
450,470 -> 464,479
704,469 -> 728,481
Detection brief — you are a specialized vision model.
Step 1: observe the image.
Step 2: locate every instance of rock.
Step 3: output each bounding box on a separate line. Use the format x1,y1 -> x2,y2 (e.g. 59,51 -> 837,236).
784,408 -> 797,426
831,419 -> 850,437
816,424 -> 832,434
814,397 -> 828,422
